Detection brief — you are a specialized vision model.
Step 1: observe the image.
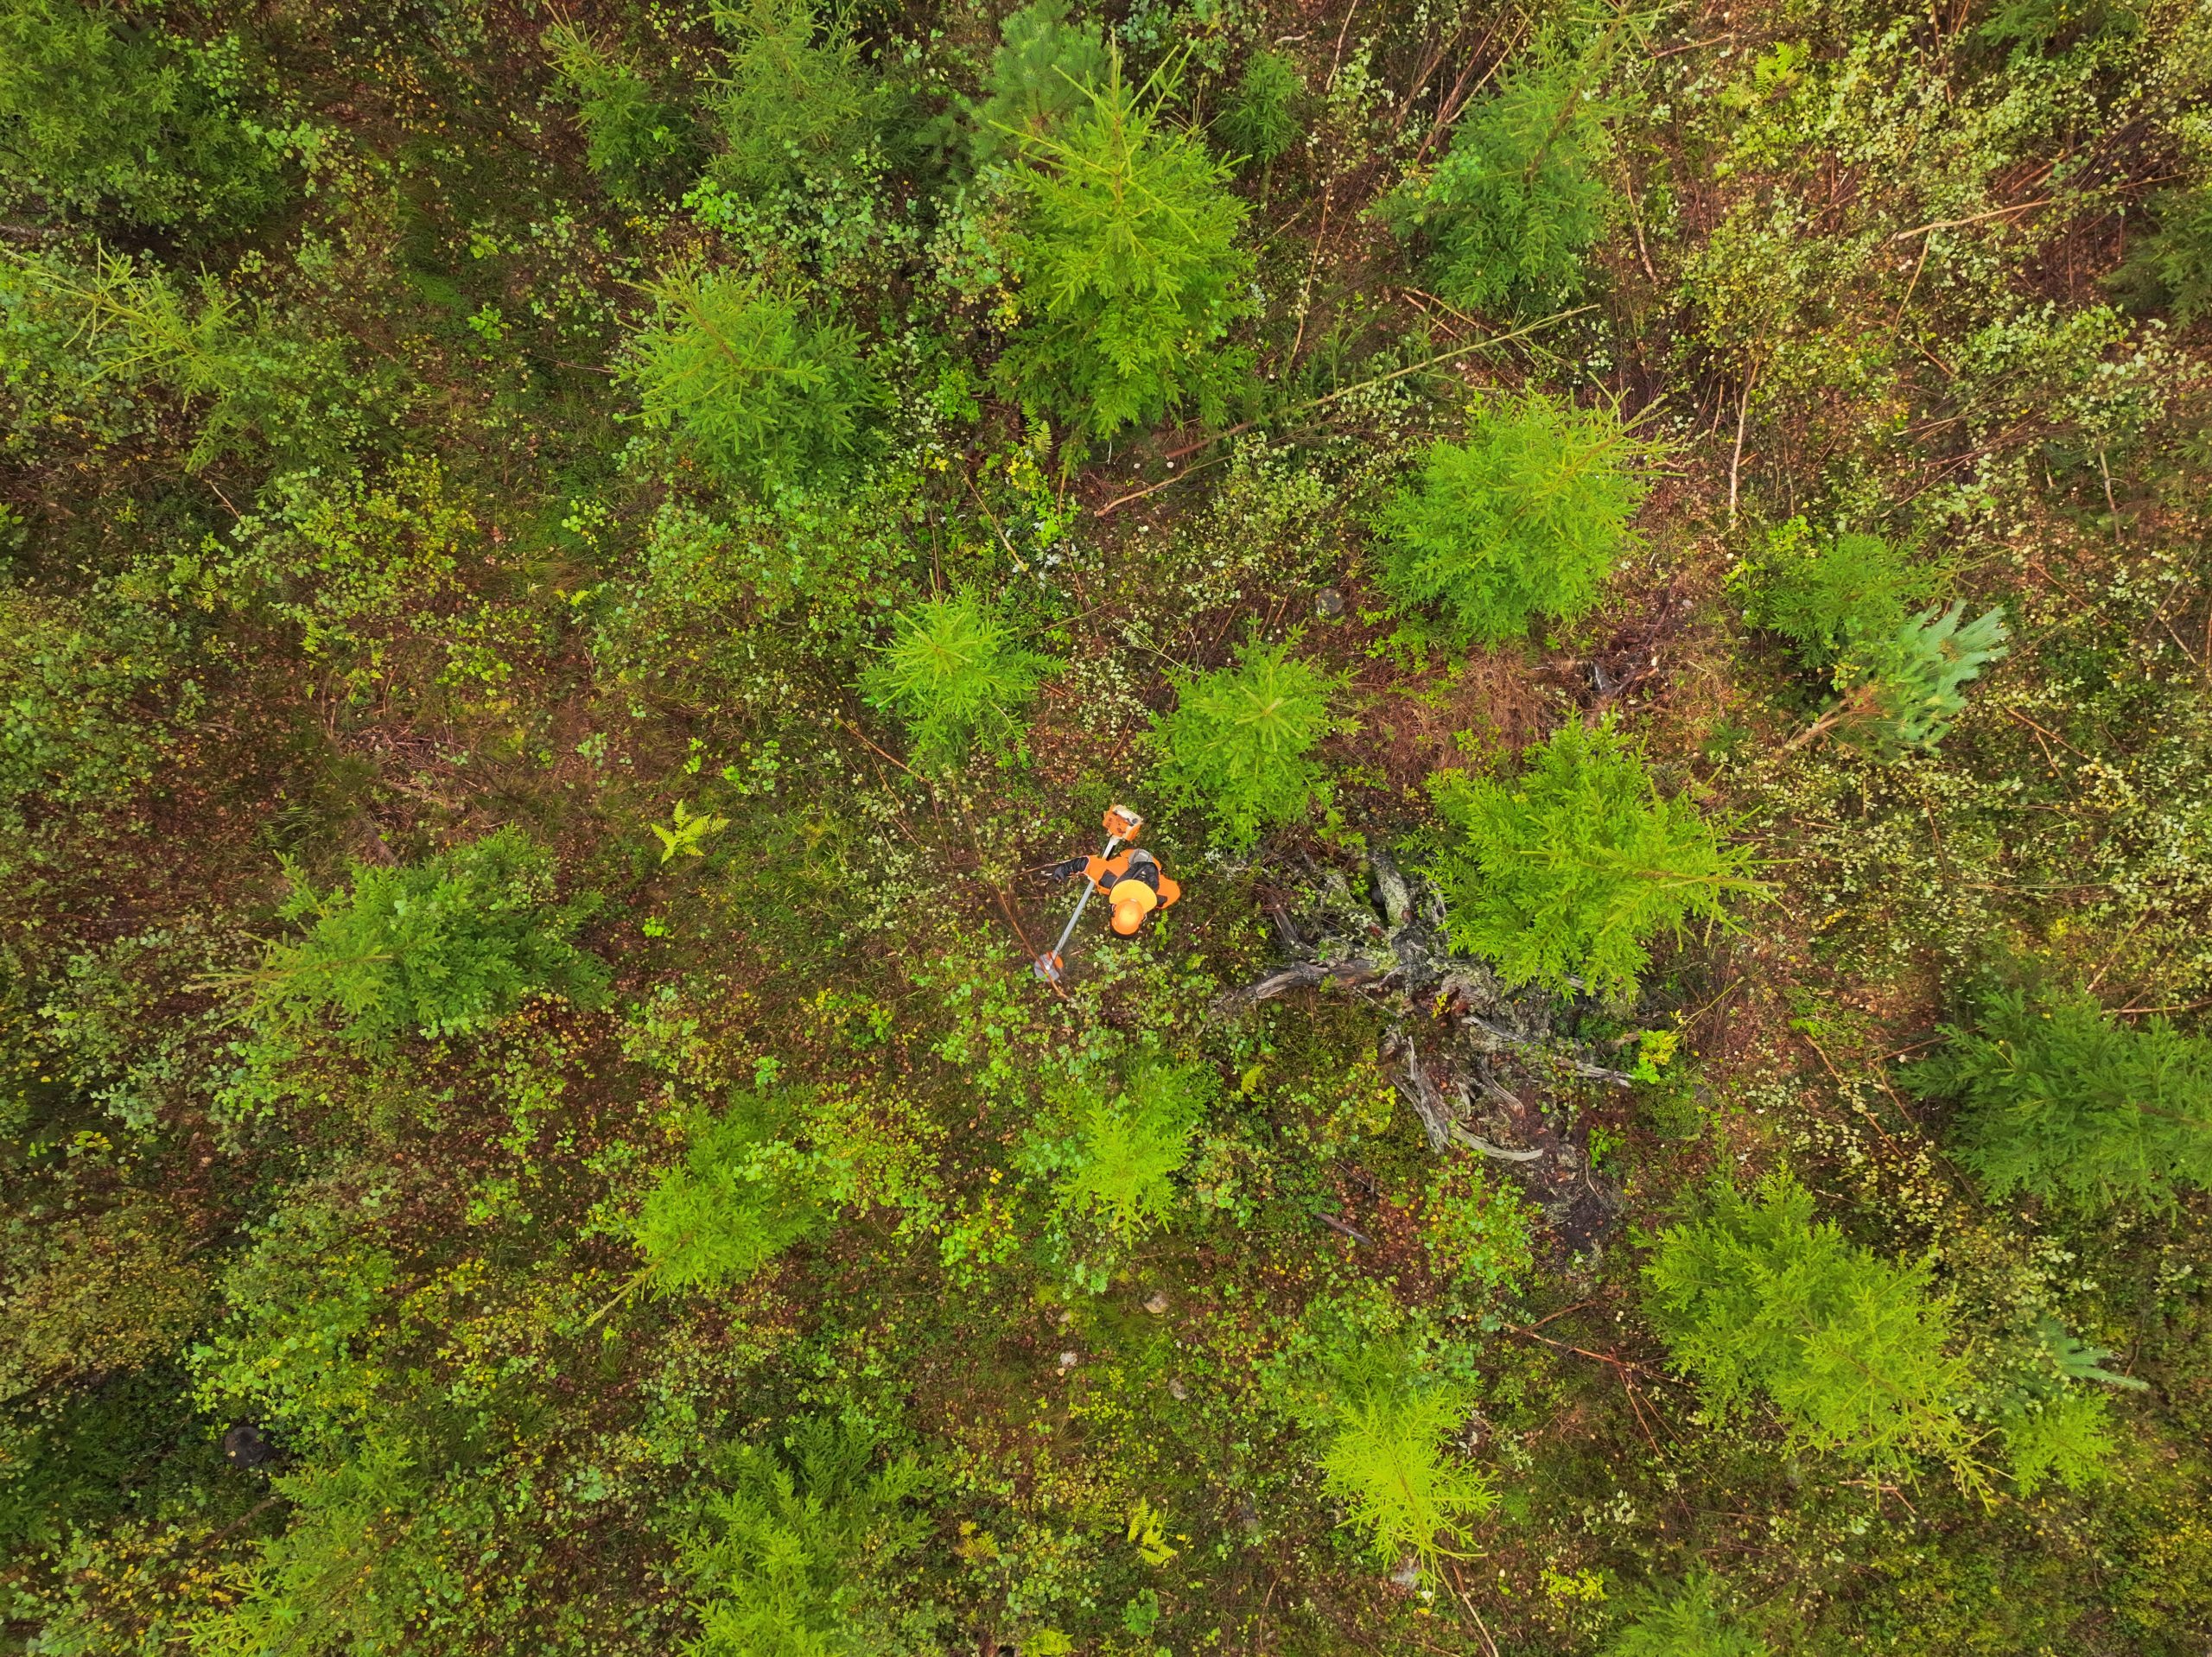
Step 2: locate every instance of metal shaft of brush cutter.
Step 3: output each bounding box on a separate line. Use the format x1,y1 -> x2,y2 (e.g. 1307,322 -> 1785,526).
1034,829 -> 1125,982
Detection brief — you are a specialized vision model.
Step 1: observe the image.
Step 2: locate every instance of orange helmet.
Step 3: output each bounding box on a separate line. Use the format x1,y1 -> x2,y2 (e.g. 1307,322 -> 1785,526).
1109,879 -> 1159,935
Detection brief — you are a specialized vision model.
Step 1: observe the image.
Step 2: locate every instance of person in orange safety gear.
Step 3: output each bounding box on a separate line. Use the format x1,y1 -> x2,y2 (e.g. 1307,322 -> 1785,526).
1046,846 -> 1182,935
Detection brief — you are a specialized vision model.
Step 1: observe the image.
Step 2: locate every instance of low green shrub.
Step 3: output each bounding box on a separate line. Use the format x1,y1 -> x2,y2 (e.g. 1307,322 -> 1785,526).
190,454 -> 485,700
0,0 -> 287,232
1147,638 -> 1343,850
1809,601 -> 2011,756
1376,390 -> 1648,647
0,589 -> 200,841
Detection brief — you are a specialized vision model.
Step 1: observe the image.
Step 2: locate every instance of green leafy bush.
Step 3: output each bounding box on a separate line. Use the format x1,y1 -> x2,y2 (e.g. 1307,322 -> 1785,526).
191,1198 -> 397,1456
590,491 -> 923,714
544,22 -> 697,201
1733,518 -> 1941,668
1382,39 -> 1611,314
632,1090 -> 826,1295
968,0 -> 1106,165
1320,1381 -> 1493,1576
625,268 -> 885,495
708,0 -> 887,198
1147,638 -> 1343,850
0,0 -> 285,232
678,1415 -> 928,1657
1418,1164 -> 1535,1302
1053,1059 -> 1208,1237
859,594 -> 1055,768
998,51 -> 1253,441
245,829 -> 608,1056
1428,718 -> 1758,1000
186,454 -> 485,699
1808,601 -> 2011,755
1904,984 -> 2212,1212
0,590 -> 200,842
0,1197 -> 209,1415
1643,1173 -> 1974,1470
1219,48 -> 1303,164
1605,1576 -> 1772,1657
1375,391 -> 1649,647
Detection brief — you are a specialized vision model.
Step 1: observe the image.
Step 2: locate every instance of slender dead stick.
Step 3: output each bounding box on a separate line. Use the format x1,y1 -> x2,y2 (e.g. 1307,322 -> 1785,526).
1728,362 -> 1758,523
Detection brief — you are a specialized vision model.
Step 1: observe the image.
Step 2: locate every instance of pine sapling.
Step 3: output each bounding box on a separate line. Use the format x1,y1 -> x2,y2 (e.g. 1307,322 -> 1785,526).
235,829 -> 608,1056
680,1414 -> 927,1656
967,0 -> 1107,165
1904,983 -> 2212,1212
624,267 -> 885,495
1376,390 -> 1649,647
1604,1576 -> 1772,1657
543,22 -> 696,201
708,0 -> 886,197
1147,638 -> 1344,850
1319,1383 -> 1494,1578
860,594 -> 1055,768
631,1090 -> 824,1298
1219,48 -> 1303,166
998,48 -> 1253,441
1382,29 -> 1621,316
1731,517 -> 1940,669
1054,1060 -> 1207,1237
1428,717 -> 1759,1000
1643,1172 -> 1978,1474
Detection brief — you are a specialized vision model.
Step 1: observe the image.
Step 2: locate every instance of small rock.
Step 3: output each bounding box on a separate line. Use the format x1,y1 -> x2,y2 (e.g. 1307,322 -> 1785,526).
1143,1292 -> 1169,1315
1166,1377 -> 1188,1400
1313,587 -> 1345,619
1058,1349 -> 1078,1370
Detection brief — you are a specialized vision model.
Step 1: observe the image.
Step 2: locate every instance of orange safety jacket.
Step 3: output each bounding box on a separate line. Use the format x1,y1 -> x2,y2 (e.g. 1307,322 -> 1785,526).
1079,848 -> 1181,910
